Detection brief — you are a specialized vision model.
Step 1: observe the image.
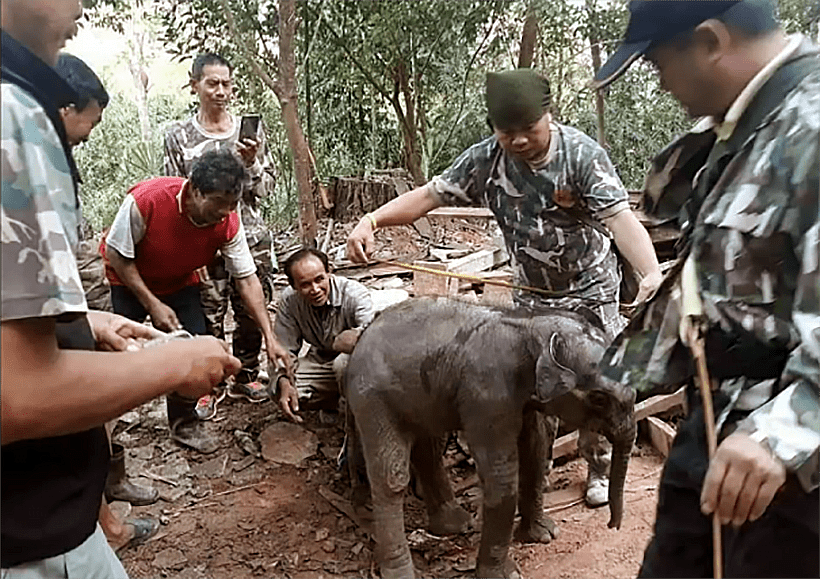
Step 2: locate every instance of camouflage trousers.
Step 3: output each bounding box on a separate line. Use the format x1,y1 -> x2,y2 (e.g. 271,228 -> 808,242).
200,245 -> 276,385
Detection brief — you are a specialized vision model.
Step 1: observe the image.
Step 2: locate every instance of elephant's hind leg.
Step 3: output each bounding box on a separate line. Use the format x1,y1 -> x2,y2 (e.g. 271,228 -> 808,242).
359,410 -> 415,579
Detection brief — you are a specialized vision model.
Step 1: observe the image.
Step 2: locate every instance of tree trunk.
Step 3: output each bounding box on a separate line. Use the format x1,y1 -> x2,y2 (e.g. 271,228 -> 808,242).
219,0 -> 317,246
518,3 -> 538,68
392,61 -> 425,186
127,0 -> 151,143
278,0 -> 317,246
587,1 -> 607,147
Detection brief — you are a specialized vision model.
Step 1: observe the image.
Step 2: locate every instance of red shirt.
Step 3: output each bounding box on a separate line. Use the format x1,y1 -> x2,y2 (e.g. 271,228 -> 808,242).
102,177 -> 240,296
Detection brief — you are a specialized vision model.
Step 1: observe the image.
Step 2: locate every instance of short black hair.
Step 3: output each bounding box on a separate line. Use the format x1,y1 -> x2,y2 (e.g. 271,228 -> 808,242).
284,248 -> 330,287
55,53 -> 110,111
191,53 -> 233,80
190,151 -> 245,199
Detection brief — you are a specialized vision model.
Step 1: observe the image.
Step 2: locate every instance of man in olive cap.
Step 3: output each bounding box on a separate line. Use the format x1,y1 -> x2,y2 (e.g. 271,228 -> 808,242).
595,0 -> 819,576
347,68 -> 662,511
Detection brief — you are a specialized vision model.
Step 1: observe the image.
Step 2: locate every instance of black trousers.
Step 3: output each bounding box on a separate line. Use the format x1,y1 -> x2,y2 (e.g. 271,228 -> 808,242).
110,284 -> 206,336
110,284 -> 207,424
639,392 -> 819,578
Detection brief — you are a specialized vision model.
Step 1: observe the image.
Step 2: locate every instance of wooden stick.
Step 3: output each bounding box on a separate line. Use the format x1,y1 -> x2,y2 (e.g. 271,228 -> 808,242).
689,328 -> 723,579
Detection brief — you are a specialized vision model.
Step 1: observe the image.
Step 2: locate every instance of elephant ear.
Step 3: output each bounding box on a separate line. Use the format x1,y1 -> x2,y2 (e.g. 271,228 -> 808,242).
534,333 -> 578,402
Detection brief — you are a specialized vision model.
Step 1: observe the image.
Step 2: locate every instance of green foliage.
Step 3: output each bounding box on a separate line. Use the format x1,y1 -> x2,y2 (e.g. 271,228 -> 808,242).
90,0 -> 820,227
75,90 -> 188,233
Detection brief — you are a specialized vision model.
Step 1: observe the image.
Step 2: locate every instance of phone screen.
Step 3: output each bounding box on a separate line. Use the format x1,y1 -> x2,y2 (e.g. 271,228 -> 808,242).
239,115 -> 260,141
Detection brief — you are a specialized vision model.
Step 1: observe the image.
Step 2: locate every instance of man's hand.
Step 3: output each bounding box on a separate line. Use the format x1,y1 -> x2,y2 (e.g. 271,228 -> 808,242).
629,269 -> 664,307
235,138 -> 259,167
700,432 -> 786,527
170,336 -> 242,399
346,217 -> 375,264
332,329 -> 361,354
266,339 -> 293,377
148,301 -> 182,332
86,311 -> 164,352
277,376 -> 303,423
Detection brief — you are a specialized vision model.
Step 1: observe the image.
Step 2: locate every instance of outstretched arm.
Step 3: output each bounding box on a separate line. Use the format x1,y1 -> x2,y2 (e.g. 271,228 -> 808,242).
233,273 -> 291,374
603,209 -> 663,304
346,184 -> 442,263
1,316 -> 240,444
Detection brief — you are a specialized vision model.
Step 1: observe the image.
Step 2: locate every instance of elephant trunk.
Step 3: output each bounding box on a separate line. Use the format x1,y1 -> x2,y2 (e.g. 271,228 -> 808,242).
606,417 -> 637,529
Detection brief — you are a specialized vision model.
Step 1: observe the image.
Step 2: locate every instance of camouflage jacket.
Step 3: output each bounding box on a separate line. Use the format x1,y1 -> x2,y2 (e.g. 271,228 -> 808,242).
1,33 -> 88,321
430,122 -> 630,338
601,36 -> 820,492
164,114 -> 277,268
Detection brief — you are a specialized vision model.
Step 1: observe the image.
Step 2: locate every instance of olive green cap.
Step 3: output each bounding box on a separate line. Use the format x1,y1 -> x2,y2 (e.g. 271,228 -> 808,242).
486,69 -> 551,130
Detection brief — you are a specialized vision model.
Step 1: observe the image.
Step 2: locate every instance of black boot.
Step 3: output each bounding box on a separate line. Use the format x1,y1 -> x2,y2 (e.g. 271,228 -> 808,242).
105,443 -> 159,506
166,393 -> 220,454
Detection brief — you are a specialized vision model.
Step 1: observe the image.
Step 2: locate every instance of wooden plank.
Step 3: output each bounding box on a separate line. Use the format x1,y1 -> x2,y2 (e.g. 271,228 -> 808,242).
446,249 -> 496,274
634,387 -> 686,422
412,262 -> 457,297
552,431 -> 579,460
427,207 -> 494,218
646,416 -> 676,457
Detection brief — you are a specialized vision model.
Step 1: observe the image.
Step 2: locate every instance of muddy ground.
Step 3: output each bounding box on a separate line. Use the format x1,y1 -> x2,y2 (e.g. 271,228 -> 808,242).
109,217 -> 669,578
114,395 -> 665,579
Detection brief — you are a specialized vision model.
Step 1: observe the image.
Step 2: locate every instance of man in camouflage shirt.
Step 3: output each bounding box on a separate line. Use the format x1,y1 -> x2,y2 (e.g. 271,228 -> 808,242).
594,0 -> 819,576
347,68 -> 662,508
165,52 -> 278,407
1,1 -> 239,573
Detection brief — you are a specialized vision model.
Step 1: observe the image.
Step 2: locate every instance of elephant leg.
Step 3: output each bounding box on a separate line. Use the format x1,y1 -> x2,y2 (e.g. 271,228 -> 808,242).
411,435 -> 473,535
515,409 -> 558,544
358,408 -> 415,579
465,427 -> 520,579
344,402 -> 370,512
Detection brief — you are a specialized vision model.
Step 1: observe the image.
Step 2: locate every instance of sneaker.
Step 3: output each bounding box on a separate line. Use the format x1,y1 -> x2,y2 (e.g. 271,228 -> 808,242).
227,381 -> 269,403
585,471 -> 609,507
194,394 -> 218,421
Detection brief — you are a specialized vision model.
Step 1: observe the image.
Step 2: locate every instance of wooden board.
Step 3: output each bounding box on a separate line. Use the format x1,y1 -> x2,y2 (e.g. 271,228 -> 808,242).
634,387 -> 686,422
646,416 -> 676,457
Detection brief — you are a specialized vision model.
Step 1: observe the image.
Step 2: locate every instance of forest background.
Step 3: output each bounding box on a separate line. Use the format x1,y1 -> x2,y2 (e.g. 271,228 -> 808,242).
70,0 -> 819,245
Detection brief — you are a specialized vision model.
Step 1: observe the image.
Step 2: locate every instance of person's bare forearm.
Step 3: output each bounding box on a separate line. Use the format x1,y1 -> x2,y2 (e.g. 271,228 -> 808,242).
234,274 -> 276,348
106,246 -> 161,311
603,209 -> 660,279
2,318 -> 193,443
367,184 -> 442,228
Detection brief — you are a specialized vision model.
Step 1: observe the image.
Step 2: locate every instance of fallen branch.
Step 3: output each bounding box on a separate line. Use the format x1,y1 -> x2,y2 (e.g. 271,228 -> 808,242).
142,470 -> 179,487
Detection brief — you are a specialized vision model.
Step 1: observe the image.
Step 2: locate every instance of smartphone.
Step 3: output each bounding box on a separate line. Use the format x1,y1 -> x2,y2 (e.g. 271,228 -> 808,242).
239,114 -> 260,141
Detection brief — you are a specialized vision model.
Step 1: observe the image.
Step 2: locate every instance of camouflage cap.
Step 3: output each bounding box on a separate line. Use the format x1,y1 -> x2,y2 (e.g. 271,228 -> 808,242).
486,69 -> 551,131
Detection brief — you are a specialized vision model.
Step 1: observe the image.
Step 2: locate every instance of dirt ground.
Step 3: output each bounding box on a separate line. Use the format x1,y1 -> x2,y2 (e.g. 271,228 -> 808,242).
109,216 -> 668,578
114,394 -> 665,579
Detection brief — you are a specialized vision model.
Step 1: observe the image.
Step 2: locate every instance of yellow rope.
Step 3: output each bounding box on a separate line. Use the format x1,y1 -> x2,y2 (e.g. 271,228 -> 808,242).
372,258 -> 578,299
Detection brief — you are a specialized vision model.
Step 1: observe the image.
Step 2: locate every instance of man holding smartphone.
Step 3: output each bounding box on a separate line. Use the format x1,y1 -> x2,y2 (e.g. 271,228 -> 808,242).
164,53 -> 279,420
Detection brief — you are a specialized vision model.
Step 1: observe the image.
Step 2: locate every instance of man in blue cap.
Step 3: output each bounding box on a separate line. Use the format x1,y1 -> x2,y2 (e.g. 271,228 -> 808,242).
596,0 -> 819,576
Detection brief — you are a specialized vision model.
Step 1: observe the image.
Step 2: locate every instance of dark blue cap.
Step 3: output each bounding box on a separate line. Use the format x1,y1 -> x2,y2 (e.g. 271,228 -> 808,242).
593,0 -> 742,88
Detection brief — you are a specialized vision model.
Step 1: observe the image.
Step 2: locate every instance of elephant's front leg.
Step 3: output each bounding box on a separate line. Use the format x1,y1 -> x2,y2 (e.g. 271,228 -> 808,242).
515,409 -> 558,543
467,429 -> 521,579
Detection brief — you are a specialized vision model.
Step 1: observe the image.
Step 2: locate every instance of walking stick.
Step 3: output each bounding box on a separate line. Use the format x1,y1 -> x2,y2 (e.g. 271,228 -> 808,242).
687,323 -> 723,579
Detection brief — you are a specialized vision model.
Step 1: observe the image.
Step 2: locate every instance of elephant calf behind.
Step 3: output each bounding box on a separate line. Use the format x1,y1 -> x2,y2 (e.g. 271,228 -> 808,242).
346,297 -> 636,579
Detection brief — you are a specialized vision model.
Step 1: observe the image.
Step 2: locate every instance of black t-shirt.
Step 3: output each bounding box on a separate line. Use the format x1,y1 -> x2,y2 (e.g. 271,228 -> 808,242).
1,316 -> 110,567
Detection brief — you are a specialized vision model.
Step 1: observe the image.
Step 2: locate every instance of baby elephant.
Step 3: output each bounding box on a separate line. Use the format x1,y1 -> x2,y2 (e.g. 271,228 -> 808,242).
346,297 -> 636,579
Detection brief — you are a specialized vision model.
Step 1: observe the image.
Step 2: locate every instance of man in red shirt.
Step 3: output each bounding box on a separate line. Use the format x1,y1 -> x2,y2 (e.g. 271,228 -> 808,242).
104,150 -> 290,453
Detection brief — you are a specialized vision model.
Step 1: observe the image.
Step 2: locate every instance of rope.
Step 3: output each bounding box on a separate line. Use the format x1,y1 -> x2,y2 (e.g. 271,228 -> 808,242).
371,257 -> 610,305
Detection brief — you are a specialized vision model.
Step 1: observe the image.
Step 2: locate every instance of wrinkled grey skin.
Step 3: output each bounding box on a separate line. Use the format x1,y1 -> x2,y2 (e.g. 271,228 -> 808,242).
346,297 -> 637,579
